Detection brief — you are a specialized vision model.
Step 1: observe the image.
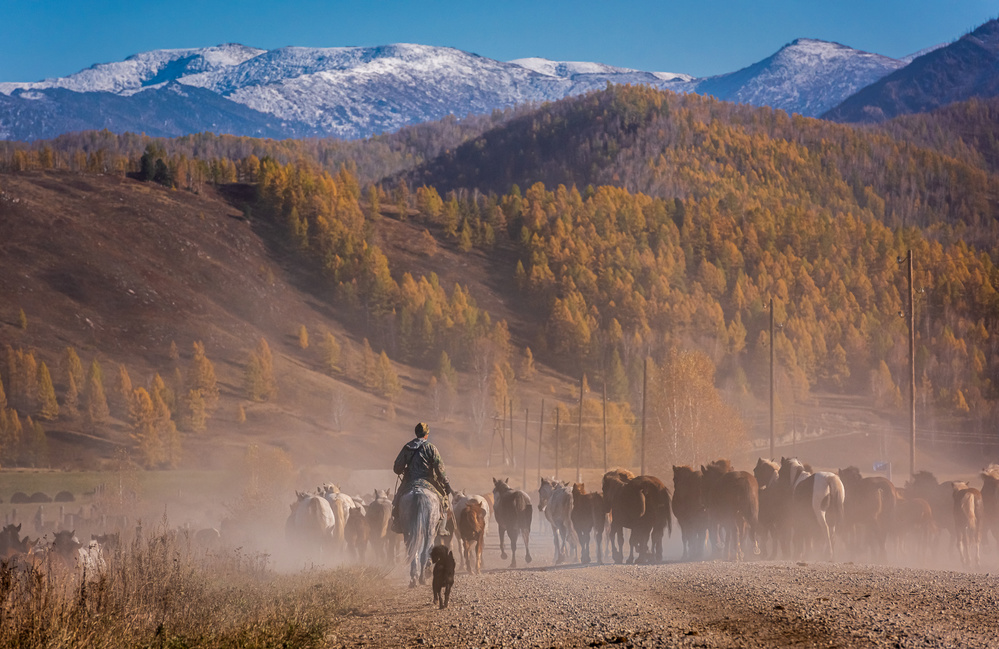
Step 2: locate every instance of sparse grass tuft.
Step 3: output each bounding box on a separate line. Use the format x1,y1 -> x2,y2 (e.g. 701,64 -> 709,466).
0,525 -> 372,649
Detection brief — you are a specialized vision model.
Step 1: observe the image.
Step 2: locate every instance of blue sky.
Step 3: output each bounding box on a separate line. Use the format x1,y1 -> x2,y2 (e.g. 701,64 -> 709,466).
1,0 -> 995,82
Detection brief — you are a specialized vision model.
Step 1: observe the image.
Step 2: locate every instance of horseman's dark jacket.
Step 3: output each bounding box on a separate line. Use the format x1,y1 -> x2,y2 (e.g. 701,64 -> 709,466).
394,437 -> 452,497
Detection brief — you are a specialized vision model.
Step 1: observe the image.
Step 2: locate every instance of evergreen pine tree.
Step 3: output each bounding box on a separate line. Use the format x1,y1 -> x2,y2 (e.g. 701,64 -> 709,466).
17,309 -> 27,330
376,351 -> 401,400
187,389 -> 207,432
112,363 -> 133,418
62,371 -> 79,416
63,347 -> 84,390
85,362 -> 110,427
129,387 -> 161,468
0,372 -> 6,411
298,325 -> 309,350
320,331 -> 341,374
361,339 -> 377,389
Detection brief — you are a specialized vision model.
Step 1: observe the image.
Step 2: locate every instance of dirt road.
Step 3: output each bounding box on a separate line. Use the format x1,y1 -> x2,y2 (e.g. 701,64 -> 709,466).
332,534 -> 999,648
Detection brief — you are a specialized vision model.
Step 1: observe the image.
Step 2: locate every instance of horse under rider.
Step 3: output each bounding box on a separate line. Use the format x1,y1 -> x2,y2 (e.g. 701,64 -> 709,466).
391,422 -> 454,534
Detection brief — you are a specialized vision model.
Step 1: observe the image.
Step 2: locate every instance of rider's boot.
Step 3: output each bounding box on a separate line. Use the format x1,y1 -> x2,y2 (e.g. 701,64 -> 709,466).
390,503 -> 403,534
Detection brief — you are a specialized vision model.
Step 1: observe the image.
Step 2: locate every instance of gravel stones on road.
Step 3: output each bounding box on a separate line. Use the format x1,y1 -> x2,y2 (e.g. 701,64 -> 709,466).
333,560 -> 999,648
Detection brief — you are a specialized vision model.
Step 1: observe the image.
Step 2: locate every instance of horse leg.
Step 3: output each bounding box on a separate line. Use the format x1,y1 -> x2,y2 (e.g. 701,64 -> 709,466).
594,528 -> 603,564
475,535 -> 483,574
509,531 -> 518,568
499,526 -> 508,560
523,528 -> 533,564
579,529 -> 590,564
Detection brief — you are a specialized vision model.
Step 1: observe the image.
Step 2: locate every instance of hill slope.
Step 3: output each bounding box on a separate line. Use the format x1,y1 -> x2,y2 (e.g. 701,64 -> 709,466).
824,19 -> 999,123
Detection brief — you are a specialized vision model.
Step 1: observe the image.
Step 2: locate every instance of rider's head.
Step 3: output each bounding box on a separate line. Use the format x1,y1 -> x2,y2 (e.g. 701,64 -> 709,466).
415,422 -> 429,438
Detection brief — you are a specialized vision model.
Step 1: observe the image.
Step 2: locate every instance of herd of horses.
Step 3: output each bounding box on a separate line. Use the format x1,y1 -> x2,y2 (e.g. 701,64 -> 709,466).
286,459 -> 999,586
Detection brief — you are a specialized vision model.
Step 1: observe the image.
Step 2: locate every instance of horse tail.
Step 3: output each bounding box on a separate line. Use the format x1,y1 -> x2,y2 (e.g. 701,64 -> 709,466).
404,491 -> 431,568
662,488 -> 673,538
636,490 -> 647,519
333,499 -> 347,544
523,503 -> 534,542
827,474 -> 845,530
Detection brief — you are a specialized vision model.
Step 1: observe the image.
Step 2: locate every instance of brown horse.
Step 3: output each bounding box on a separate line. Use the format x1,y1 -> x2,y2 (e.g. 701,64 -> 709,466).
672,465 -> 709,560
605,474 -> 672,564
492,478 -> 533,568
571,483 -> 605,565
980,465 -> 999,548
952,481 -> 983,567
701,461 -> 760,562
344,505 -> 369,562
602,468 -> 635,563
895,493 -> 937,559
754,458 -> 790,559
837,466 -> 897,561
904,471 -> 955,551
457,500 -> 486,574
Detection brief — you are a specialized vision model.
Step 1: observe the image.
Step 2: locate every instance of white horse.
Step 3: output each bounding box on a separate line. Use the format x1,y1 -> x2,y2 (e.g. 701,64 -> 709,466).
320,484 -> 356,548
539,477 -> 576,564
781,458 -> 845,560
400,483 -> 442,587
286,491 -> 337,561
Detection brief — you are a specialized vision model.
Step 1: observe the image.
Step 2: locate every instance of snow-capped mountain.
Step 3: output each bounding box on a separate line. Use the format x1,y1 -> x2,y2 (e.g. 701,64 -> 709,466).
0,38 -> 916,141
691,39 -> 906,117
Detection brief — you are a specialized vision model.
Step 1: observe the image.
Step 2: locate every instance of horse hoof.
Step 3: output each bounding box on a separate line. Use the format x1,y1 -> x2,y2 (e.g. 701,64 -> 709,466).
409,580 -> 417,588
500,552 -> 508,560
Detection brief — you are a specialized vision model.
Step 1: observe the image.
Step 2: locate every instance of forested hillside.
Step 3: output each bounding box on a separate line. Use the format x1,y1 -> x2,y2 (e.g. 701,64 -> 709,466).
1,85 -> 997,472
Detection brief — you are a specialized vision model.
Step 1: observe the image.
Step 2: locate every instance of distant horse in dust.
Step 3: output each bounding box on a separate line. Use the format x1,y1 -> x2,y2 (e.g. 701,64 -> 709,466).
904,471 -> 956,551
672,466 -> 709,560
837,466 -> 897,561
365,489 -> 398,565
286,491 -> 338,561
980,465 -> 999,548
701,460 -> 760,562
539,477 -> 575,565
457,500 -> 486,574
602,469 -> 635,563
492,478 -> 533,568
571,483 -> 605,565
452,491 -> 491,540
344,505 -> 369,562
320,484 -> 356,549
754,458 -> 790,559
952,481 -> 983,568
0,523 -> 31,559
778,457 -> 844,560
399,483 -> 442,587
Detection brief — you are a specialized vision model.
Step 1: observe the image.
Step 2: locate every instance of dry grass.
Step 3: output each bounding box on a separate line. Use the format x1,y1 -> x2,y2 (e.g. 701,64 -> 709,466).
0,524 -> 373,649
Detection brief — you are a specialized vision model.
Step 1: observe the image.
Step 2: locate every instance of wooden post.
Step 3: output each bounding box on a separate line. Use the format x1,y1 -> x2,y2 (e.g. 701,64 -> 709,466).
522,408 -> 529,491
576,375 -> 585,483
602,382 -> 608,474
641,357 -> 648,476
770,297 -> 775,459
555,405 -> 561,480
537,399 -> 545,486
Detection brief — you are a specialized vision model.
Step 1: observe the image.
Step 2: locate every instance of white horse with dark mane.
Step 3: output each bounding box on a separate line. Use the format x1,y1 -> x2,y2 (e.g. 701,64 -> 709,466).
778,457 -> 845,560
399,482 -> 442,587
539,477 -> 576,564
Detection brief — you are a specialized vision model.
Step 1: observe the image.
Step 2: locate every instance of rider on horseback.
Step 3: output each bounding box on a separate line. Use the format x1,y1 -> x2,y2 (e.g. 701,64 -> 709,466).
391,422 -> 453,534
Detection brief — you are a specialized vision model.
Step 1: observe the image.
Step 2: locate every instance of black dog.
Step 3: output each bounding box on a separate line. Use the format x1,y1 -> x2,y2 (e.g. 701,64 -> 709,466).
429,544 -> 455,609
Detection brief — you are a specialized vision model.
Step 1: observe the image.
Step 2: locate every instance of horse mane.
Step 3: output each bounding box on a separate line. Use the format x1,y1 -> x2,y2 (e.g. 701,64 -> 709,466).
708,458 -> 733,473
572,483 -> 588,496
982,464 -> 999,480
838,466 -> 863,483
756,458 -> 779,472
608,468 -> 635,480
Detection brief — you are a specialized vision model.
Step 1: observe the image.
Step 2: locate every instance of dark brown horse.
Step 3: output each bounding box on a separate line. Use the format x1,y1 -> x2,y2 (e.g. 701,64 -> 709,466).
602,468 -> 635,563
672,465 -> 709,560
492,477 -> 533,568
754,458 -> 790,559
702,461 -> 760,561
571,483 -> 605,565
365,489 -> 397,565
904,471 -> 955,552
837,466 -> 897,561
457,500 -> 486,574
605,473 -> 672,564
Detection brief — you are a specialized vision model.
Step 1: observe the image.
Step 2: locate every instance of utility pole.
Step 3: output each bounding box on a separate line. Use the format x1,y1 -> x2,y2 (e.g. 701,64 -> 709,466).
522,408 -> 529,491
770,297 -> 776,459
906,250 -> 916,477
576,374 -> 584,483
555,406 -> 560,480
602,382 -> 608,474
536,399 -> 545,486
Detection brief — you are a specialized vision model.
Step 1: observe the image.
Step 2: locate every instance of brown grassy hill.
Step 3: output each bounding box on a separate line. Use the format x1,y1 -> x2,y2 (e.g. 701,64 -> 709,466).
0,170 -> 978,485
0,170 -> 576,475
